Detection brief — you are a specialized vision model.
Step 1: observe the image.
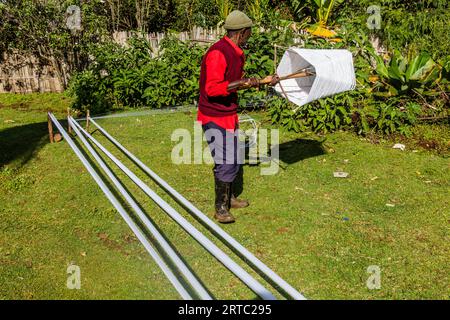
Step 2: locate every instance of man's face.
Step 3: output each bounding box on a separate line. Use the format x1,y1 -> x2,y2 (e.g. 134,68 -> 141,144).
239,28 -> 252,47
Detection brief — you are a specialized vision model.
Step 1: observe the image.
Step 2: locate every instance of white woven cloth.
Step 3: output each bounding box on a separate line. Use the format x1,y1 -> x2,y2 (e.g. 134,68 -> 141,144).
275,48 -> 356,107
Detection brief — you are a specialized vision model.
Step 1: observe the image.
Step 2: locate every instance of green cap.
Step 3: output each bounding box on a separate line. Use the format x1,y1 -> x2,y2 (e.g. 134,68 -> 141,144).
223,10 -> 253,30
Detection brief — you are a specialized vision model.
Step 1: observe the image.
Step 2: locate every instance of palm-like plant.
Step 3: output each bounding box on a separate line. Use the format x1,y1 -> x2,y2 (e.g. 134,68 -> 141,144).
247,0 -> 270,24
215,0 -> 233,25
291,0 -> 343,27
373,50 -> 440,96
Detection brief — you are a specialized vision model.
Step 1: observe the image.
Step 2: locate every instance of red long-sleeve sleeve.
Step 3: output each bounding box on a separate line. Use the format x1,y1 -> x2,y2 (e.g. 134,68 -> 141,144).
204,50 -> 230,97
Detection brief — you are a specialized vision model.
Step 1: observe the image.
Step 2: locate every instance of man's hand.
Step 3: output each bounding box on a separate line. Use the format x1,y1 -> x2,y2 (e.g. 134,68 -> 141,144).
269,74 -> 280,86
227,75 -> 280,91
228,77 -> 260,91
247,77 -> 259,88
259,74 -> 280,86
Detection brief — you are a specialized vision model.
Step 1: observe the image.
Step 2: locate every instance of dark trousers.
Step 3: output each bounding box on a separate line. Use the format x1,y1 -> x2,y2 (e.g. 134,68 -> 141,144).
202,121 -> 242,183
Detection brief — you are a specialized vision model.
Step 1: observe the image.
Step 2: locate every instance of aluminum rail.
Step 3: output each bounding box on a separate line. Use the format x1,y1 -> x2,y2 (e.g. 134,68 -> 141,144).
69,116 -> 276,300
88,117 -> 306,300
74,106 -> 196,121
68,117 -> 212,300
48,113 -> 192,300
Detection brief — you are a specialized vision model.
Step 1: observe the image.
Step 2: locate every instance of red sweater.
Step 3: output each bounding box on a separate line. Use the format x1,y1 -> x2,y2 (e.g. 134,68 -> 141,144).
197,36 -> 244,130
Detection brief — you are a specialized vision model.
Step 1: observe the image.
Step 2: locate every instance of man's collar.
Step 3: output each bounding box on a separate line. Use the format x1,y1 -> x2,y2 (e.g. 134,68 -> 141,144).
223,36 -> 244,56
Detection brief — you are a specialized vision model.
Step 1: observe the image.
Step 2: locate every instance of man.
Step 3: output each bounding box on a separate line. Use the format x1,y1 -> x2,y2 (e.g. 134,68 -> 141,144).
197,10 -> 277,224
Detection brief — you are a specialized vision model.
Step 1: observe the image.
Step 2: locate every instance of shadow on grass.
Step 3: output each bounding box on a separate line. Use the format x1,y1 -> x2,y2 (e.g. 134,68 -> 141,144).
234,138 -> 325,197
276,138 -> 326,165
0,121 -> 49,169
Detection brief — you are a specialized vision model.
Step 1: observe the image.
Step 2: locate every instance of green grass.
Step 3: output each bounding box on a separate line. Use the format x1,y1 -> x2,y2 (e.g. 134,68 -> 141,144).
0,93 -> 449,300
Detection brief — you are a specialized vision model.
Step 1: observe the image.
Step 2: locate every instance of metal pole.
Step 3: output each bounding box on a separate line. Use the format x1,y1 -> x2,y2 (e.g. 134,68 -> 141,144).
49,113 -> 192,300
68,117 -> 212,300
70,116 -> 276,300
88,117 -> 306,300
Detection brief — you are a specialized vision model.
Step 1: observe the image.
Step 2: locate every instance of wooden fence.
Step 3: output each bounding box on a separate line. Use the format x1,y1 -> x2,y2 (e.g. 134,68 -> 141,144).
0,53 -> 65,94
0,26 -> 300,94
112,26 -> 225,53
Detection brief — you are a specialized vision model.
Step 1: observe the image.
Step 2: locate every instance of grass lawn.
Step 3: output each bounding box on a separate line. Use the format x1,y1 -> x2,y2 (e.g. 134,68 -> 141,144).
0,93 -> 449,300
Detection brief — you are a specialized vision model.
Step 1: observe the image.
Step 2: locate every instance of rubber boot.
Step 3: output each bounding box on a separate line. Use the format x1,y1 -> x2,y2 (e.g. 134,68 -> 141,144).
230,183 -> 249,209
230,194 -> 249,209
214,178 -> 235,223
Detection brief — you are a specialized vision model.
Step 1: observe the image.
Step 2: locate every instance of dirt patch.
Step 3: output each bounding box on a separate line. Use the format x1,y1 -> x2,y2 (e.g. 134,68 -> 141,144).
353,222 -> 395,243
97,232 -> 129,256
385,131 -> 449,155
123,233 -> 137,244
9,102 -> 31,111
416,138 -> 440,151
276,227 -> 290,234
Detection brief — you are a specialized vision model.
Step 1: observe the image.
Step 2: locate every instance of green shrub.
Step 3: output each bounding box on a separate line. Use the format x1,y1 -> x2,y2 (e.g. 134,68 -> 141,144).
68,35 -> 204,113
142,37 -> 204,108
354,99 -> 421,136
267,92 -> 355,134
267,92 -> 423,137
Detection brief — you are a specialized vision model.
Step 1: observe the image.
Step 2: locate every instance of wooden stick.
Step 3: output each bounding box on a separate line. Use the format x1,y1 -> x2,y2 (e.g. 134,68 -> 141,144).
279,70 -> 315,81
418,115 -> 449,121
234,69 -> 315,91
48,113 -> 54,143
86,109 -> 90,131
259,70 -> 314,85
274,44 -> 277,75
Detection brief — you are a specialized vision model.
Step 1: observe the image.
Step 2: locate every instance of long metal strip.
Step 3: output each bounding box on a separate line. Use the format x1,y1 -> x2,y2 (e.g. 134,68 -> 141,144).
74,105 -> 196,121
87,117 -> 306,300
69,116 -> 277,300
48,113 -> 192,300
68,117 -> 212,300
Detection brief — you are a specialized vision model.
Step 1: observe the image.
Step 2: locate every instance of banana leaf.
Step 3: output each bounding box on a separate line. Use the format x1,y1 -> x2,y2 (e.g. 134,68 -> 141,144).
388,56 -> 404,82
374,54 -> 389,79
405,52 -> 437,82
373,50 -> 441,95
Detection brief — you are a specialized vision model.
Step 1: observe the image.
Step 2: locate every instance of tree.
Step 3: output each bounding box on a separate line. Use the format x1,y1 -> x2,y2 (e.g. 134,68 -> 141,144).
0,0 -> 110,89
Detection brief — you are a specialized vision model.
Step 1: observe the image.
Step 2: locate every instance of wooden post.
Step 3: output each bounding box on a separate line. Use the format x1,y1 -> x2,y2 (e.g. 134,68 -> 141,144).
274,44 -> 278,75
48,113 -> 54,143
67,108 -> 72,134
86,109 -> 90,131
